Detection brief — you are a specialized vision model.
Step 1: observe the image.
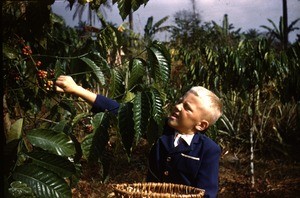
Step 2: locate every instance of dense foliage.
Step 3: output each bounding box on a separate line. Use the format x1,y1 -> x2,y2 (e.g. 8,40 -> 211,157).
3,0 -> 300,197
168,12 -> 300,158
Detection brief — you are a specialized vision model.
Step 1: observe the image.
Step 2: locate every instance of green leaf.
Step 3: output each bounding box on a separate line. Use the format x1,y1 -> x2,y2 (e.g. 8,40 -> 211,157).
50,13 -> 66,26
26,129 -> 75,157
51,120 -> 68,132
144,16 -> 171,40
8,181 -> 35,197
72,112 -> 90,127
109,68 -> 125,98
128,58 -> 146,90
91,112 -> 110,156
150,88 -> 164,124
152,16 -> 170,32
59,100 -> 76,116
147,42 -> 171,84
81,112 -> 110,161
118,102 -> 135,157
145,16 -> 154,35
145,88 -> 164,145
25,151 -> 76,178
133,92 -> 150,145
13,164 -> 71,198
92,52 -> 111,77
81,133 -> 94,161
116,0 -> 149,20
6,118 -> 23,144
3,43 -> 18,59
219,114 -> 235,136
80,57 -> 106,85
54,59 -> 65,78
124,91 -> 135,102
82,112 -> 111,180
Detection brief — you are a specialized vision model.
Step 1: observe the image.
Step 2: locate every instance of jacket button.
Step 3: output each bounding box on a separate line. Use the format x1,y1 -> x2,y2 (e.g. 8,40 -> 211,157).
166,157 -> 171,162
164,171 -> 169,176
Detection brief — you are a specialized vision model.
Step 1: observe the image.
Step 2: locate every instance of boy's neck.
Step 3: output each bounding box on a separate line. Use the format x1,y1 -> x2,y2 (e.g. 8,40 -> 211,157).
177,131 -> 195,135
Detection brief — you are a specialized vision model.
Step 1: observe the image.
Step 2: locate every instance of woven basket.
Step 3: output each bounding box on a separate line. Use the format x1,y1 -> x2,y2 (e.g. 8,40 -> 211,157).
113,182 -> 205,198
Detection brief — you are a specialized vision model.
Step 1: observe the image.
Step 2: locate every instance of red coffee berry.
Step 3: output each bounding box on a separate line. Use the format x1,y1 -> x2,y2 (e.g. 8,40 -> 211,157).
36,61 -> 42,67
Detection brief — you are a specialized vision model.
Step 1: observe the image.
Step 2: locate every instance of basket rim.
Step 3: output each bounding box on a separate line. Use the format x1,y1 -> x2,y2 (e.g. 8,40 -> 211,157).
112,182 -> 205,196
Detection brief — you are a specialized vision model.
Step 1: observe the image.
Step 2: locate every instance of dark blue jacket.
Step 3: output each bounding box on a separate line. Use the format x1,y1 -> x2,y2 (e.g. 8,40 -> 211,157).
147,122 -> 221,198
91,94 -> 221,197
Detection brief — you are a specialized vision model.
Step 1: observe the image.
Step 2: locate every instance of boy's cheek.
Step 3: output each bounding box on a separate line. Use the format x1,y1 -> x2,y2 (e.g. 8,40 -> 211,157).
167,118 -> 177,127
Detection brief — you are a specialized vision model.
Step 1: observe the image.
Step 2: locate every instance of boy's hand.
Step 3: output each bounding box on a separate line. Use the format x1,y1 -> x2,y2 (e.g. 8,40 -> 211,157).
55,75 -> 97,105
55,75 -> 79,94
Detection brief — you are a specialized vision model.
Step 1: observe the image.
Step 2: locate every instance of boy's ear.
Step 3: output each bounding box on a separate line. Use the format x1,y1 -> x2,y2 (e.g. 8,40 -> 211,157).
195,120 -> 209,131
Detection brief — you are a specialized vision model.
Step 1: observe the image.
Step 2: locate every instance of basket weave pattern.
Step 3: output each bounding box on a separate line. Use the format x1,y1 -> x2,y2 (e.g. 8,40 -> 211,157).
113,182 -> 205,198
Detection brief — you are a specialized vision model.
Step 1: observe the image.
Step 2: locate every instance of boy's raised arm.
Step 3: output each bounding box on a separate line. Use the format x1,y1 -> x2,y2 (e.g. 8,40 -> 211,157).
55,75 -> 119,114
55,75 -> 97,105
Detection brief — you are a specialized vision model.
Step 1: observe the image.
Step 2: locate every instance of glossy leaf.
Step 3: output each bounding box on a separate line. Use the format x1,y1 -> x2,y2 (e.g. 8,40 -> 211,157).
80,57 -> 106,85
91,112 -> 110,150
51,120 -> 69,133
118,102 -> 135,157
8,181 -> 35,197
59,100 -> 77,116
6,118 -> 23,144
115,0 -> 149,20
81,112 -> 110,161
25,151 -> 76,178
145,88 -> 165,144
3,43 -> 18,59
128,58 -> 146,90
81,133 -> 93,161
72,112 -> 90,127
81,112 -> 111,180
26,129 -> 75,157
147,42 -> 171,85
13,164 -> 71,198
150,88 -> 164,124
92,52 -> 111,78
109,68 -> 125,98
54,59 -> 65,78
133,92 -> 150,145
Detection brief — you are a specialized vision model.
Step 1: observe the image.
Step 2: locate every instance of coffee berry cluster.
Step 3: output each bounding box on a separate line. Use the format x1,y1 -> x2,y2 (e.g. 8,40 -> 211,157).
37,69 -> 56,91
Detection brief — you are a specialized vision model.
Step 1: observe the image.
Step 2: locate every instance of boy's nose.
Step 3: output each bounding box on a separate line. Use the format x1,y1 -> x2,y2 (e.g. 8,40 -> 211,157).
175,103 -> 182,111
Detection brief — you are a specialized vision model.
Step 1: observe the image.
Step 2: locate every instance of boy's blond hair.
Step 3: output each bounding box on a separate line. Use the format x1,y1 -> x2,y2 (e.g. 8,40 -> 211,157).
189,86 -> 223,126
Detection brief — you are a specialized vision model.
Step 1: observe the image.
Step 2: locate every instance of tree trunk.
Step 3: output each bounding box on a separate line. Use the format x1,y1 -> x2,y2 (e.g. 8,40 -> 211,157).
282,0 -> 288,49
129,10 -> 133,47
3,93 -> 11,142
250,88 -> 256,188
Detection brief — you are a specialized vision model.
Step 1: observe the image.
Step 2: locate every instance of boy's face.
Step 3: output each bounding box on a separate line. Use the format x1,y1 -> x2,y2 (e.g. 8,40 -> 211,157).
168,91 -> 209,134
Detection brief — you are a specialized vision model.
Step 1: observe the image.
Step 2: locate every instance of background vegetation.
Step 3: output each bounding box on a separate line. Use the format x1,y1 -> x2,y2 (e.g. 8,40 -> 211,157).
3,0 -> 299,197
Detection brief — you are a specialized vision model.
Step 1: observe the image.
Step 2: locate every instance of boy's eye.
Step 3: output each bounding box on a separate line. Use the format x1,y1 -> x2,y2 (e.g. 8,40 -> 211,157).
176,98 -> 183,104
184,103 -> 192,111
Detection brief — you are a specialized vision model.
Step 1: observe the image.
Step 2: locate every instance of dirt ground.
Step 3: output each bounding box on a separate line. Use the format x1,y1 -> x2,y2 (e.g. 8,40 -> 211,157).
72,140 -> 300,197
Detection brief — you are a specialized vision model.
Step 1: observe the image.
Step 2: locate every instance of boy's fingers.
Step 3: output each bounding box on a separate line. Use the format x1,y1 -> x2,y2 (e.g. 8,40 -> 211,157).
55,86 -> 64,93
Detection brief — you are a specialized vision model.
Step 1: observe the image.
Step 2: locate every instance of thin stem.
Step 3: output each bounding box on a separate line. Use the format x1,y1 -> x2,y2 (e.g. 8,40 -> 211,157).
29,117 -> 59,124
31,52 -> 91,60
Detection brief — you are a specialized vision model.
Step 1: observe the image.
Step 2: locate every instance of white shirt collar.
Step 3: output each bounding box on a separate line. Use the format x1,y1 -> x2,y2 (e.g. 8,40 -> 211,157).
174,131 -> 194,146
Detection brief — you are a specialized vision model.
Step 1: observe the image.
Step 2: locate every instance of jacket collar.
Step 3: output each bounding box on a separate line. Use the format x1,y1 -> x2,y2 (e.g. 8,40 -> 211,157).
160,130 -> 203,153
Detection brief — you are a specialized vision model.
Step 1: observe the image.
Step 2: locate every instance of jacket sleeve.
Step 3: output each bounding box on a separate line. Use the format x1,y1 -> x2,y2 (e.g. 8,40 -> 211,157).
90,94 -> 120,115
196,139 -> 221,198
